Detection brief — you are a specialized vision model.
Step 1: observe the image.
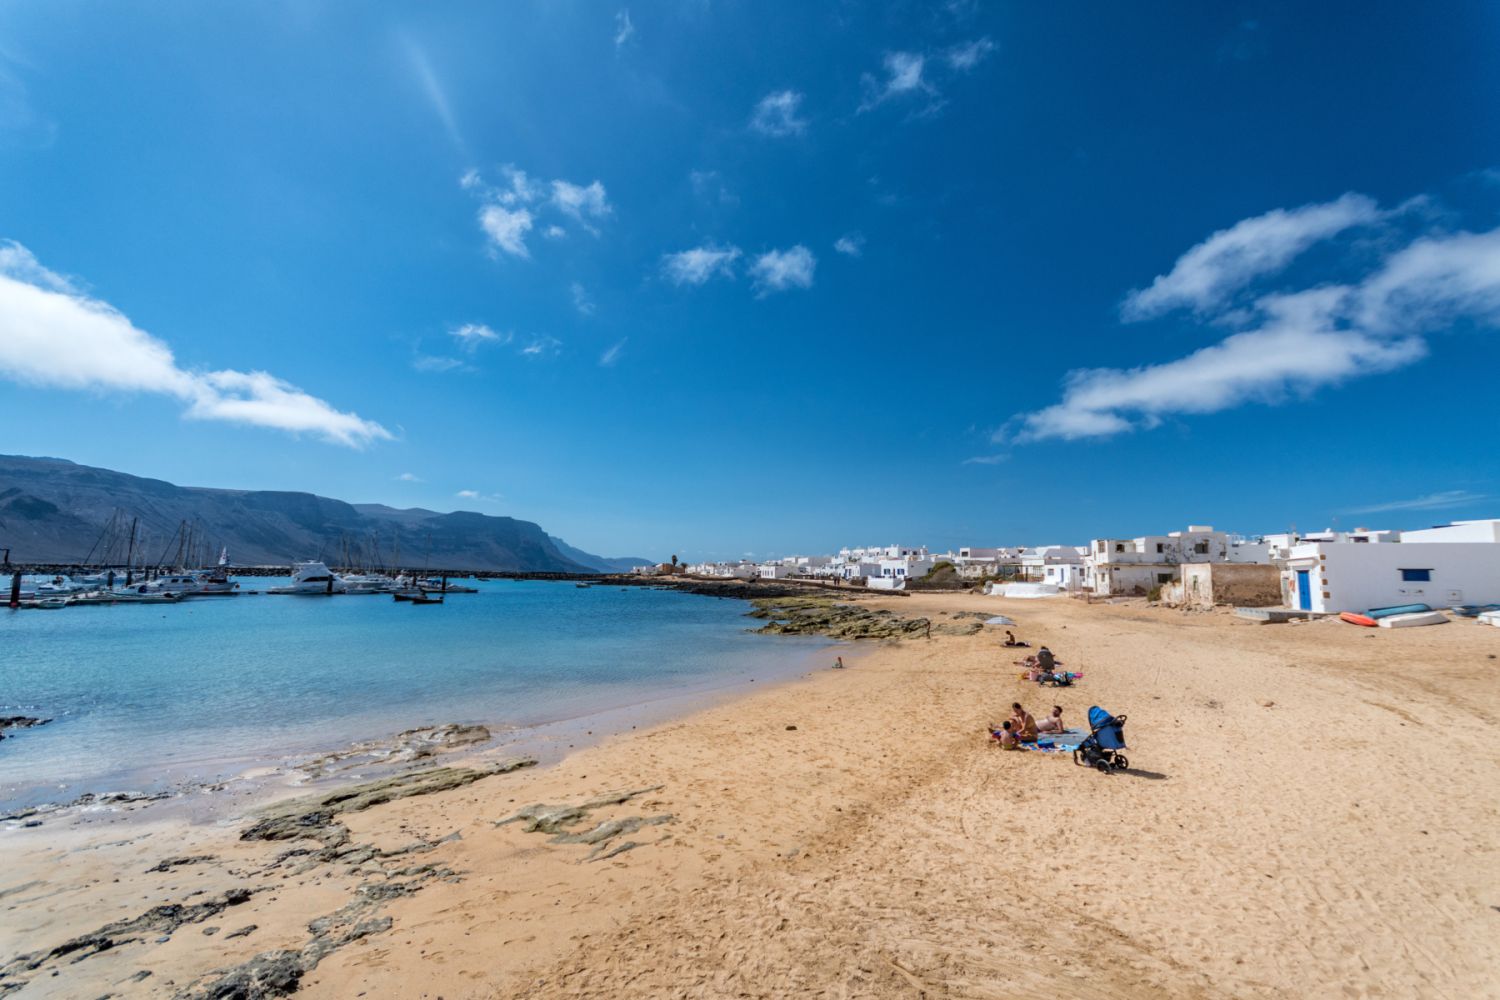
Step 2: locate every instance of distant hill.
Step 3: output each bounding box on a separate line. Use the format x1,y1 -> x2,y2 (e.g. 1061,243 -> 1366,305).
0,455 -> 650,574
547,536 -> 653,574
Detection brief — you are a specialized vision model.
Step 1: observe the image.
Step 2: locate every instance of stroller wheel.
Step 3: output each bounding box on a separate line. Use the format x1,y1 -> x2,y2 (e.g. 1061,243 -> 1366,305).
1094,759 -> 1113,774
1114,755 -> 1129,770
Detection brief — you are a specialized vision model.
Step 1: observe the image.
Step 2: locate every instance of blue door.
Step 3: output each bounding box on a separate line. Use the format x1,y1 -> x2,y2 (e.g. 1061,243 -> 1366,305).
1296,570 -> 1312,610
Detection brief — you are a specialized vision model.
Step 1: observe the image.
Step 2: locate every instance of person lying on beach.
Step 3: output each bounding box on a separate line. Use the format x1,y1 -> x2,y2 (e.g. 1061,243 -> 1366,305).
1010,703 -> 1039,742
990,720 -> 1020,748
1035,705 -> 1065,734
1036,647 -> 1056,671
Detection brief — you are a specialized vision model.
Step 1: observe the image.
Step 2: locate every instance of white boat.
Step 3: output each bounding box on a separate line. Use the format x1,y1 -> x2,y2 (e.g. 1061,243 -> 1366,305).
1476,610 -> 1500,627
134,571 -> 237,597
1377,611 -> 1449,628
340,573 -> 399,594
269,561 -> 347,595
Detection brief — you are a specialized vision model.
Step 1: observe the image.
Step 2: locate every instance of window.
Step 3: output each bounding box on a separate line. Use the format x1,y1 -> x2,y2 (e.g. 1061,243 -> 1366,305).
1399,568 -> 1431,582
1115,543 -> 1124,553
1352,536 -> 1369,543
1194,541 -> 1209,554
1155,543 -> 1164,553
1157,573 -> 1173,584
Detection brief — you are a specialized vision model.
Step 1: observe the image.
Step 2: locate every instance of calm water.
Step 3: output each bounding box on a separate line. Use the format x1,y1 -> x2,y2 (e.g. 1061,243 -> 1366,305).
0,580 -> 831,810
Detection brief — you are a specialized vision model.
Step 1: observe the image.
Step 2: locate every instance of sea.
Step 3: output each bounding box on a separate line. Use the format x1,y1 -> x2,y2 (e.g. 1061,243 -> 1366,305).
0,579 -> 834,812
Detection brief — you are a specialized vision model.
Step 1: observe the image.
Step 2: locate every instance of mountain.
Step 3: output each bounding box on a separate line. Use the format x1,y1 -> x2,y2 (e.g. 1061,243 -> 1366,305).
547,536 -> 653,574
0,455 -> 647,574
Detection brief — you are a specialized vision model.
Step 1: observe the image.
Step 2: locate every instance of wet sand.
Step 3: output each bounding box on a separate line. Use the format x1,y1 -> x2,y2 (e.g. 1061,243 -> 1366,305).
3,593 -> 1497,998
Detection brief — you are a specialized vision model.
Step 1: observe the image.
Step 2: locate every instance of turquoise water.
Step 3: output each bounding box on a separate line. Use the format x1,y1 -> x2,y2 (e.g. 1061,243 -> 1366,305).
0,580 -> 831,810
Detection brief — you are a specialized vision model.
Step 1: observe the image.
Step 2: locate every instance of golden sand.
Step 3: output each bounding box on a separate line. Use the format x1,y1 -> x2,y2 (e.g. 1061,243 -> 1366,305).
4,593 -> 1498,998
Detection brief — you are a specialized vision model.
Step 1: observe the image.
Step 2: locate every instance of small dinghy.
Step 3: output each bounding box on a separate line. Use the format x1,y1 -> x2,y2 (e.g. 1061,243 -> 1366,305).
1339,612 -> 1378,627
408,593 -> 444,605
1452,604 -> 1500,618
1367,603 -> 1431,620
1377,610 -> 1448,628
1477,610 -> 1500,627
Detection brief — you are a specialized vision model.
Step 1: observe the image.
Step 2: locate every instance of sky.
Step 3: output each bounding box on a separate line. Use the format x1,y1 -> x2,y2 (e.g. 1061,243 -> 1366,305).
1,1 -> 1498,561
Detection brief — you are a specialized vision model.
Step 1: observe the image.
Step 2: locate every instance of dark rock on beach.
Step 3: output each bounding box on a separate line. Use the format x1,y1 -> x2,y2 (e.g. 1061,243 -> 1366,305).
745,597 -> 932,640
0,716 -> 51,740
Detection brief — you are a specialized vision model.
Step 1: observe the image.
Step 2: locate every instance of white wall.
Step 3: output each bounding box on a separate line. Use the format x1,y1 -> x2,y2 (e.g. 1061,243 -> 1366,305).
1282,542 -> 1500,612
1399,520 -> 1500,544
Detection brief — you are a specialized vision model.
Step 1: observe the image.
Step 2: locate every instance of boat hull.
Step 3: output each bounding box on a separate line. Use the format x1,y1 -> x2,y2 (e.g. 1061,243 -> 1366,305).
1339,612 -> 1378,627
1377,611 -> 1448,628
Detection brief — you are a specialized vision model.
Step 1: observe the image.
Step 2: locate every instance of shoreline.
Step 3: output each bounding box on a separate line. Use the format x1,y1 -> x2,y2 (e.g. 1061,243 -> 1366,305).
3,593 -> 1496,998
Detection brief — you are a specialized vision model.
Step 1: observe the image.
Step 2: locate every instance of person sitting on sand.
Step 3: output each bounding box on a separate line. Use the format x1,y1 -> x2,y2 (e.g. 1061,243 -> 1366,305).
1036,647 -> 1056,671
1036,705 -> 1065,734
990,720 -> 1019,748
1003,630 -> 1031,648
1010,702 -> 1039,742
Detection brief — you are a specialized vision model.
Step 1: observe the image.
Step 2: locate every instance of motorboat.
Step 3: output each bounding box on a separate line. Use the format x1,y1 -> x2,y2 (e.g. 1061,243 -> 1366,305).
340,573 -> 399,594
268,561 -> 347,595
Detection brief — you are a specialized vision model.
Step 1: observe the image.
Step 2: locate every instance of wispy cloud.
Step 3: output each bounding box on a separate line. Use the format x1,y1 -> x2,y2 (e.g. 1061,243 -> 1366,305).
614,9 -> 635,48
519,335 -> 562,359
1344,490 -> 1490,515
571,281 -> 595,316
1121,193 -> 1380,320
750,89 -> 808,137
689,170 -> 737,205
946,37 -> 995,71
963,453 -> 1009,466
1004,191 -> 1500,444
834,232 -> 865,257
402,36 -> 463,152
411,354 -> 469,374
859,52 -> 933,112
0,241 -> 389,448
448,322 -> 509,350
750,246 -> 816,295
599,338 -> 627,367
478,204 -> 534,258
396,472 -> 423,482
456,489 -> 480,499
662,244 -> 741,286
551,179 -> 612,228
464,166 -> 611,258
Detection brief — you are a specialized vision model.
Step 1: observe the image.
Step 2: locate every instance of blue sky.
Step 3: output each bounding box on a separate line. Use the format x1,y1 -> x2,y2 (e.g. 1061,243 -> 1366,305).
1,2 -> 1498,560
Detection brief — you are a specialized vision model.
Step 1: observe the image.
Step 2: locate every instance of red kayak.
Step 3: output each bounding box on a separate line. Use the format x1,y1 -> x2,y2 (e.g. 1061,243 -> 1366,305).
1339,612 -> 1378,627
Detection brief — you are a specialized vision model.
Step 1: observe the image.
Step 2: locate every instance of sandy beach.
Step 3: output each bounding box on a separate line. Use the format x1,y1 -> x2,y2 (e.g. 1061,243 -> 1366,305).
4,591 -> 1498,999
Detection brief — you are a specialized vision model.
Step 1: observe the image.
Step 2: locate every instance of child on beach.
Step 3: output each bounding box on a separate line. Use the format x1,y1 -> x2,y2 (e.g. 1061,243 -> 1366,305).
990,720 -> 1020,748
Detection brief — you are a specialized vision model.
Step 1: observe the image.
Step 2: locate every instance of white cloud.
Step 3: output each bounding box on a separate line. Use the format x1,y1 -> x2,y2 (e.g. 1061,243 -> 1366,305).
750,245 -> 816,294
1344,490 -> 1490,515
519,335 -> 562,359
412,354 -> 467,373
962,454 -> 1009,466
550,179 -> 612,224
1122,193 -> 1380,320
465,167 -> 609,256
1355,227 -> 1500,333
599,338 -> 627,367
403,37 -> 463,151
0,241 -> 389,448
834,233 -> 865,257
397,472 -> 423,482
448,322 -> 509,349
478,203 -> 534,258
570,281 -> 595,316
750,89 -> 808,137
614,9 -> 635,47
1007,202 -> 1500,444
859,52 -> 931,112
947,37 -> 995,71
662,244 -> 741,286
456,489 -> 480,499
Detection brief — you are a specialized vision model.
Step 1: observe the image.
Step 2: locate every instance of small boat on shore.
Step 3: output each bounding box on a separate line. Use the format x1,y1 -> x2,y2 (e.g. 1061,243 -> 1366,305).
1377,610 -> 1448,628
1339,612 -> 1378,627
1366,603 -> 1431,620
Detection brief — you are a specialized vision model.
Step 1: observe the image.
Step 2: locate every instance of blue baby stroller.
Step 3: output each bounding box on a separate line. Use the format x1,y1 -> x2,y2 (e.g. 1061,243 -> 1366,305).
1073,706 -> 1128,774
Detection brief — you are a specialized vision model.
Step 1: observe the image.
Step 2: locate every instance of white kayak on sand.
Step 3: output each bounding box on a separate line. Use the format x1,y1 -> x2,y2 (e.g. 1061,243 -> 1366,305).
1377,611 -> 1449,628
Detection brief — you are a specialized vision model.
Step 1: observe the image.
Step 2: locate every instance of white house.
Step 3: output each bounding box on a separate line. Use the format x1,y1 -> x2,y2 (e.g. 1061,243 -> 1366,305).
1278,519 -> 1500,613
1087,525 -> 1272,596
1019,545 -> 1089,590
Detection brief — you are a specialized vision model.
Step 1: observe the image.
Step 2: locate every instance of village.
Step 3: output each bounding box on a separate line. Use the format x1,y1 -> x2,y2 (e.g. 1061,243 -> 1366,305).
654,518 -> 1500,618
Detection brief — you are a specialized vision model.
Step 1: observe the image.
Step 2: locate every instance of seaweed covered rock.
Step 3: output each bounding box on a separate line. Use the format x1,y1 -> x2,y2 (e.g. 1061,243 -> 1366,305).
747,597 -> 931,640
